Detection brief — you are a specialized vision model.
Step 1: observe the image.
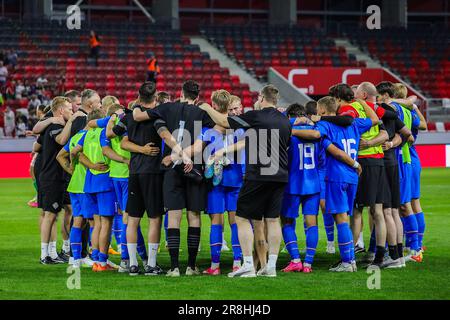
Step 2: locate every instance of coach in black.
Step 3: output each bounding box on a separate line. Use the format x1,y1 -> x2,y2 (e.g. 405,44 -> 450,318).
199,84 -> 291,278
111,82 -> 164,276
133,80 -> 215,277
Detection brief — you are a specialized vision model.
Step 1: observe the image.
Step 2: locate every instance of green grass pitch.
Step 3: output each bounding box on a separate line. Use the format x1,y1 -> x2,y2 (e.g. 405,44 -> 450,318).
0,168 -> 449,300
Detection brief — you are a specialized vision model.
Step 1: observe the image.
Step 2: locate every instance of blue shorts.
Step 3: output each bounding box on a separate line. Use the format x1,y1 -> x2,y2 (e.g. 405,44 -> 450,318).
281,193 -> 320,218
113,179 -> 128,212
399,162 -> 412,205
84,190 -> 116,217
325,181 -> 357,216
319,169 -> 326,200
69,193 -> 92,219
411,158 -> 421,200
207,185 -> 240,214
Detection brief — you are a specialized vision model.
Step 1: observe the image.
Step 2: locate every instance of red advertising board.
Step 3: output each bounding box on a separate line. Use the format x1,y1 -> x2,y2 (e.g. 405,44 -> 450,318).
0,148 -> 449,179
272,66 -> 421,97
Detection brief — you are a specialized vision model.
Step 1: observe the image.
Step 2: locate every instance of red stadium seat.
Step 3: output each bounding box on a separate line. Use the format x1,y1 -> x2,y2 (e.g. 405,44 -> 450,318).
427,122 -> 436,131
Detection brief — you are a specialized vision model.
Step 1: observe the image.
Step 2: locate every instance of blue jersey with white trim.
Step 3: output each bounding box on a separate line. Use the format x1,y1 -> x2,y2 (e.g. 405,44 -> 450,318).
286,124 -> 321,195
316,118 -> 372,185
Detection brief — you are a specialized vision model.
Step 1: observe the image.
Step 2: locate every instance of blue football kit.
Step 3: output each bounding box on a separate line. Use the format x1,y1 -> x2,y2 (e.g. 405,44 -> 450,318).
78,129 -> 116,217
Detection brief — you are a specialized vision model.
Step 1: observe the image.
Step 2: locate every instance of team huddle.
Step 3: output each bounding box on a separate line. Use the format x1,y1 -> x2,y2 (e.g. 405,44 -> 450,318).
32,79 -> 426,277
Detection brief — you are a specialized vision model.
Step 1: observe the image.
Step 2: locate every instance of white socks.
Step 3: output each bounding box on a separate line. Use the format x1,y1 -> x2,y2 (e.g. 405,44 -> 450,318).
243,256 -> 254,269
62,240 -> 70,252
267,254 -> 278,269
211,262 -> 220,269
41,243 -> 49,259
128,243 -> 138,267
148,243 -> 159,268
49,241 -> 58,259
357,232 -> 364,247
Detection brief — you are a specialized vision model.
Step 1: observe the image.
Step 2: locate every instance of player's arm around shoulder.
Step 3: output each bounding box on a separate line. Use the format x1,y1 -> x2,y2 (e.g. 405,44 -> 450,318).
132,106 -> 152,122
199,102 -> 230,128
325,141 -> 362,176
106,114 -> 118,139
291,118 -> 323,140
356,99 -> 379,126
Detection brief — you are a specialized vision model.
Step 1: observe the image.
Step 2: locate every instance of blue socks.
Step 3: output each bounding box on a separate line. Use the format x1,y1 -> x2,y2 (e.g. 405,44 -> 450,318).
305,225 -> 318,265
98,252 -> 108,265
282,223 -> 300,260
92,248 -> 100,262
112,214 -> 123,247
400,216 -> 406,237
368,227 -> 376,253
164,213 -> 168,242
137,225 -> 147,260
337,222 -> 353,263
210,224 -> 223,264
230,223 -> 242,261
89,226 -> 93,247
323,213 -> 335,242
403,214 -> 420,251
415,212 -> 425,249
69,227 -> 82,261
121,223 -> 129,260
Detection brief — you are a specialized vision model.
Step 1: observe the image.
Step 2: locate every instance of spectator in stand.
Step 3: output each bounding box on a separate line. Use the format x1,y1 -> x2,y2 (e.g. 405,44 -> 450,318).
24,79 -> 36,96
6,50 -> 18,69
0,61 -> 8,88
28,110 -> 39,131
36,75 -> 48,91
5,80 -> 15,99
16,106 -> 29,120
16,114 -> 27,138
57,77 -> 66,95
15,80 -> 25,99
4,105 -> 15,137
89,30 -> 101,66
0,104 -> 5,137
28,94 -> 42,115
146,51 -> 160,83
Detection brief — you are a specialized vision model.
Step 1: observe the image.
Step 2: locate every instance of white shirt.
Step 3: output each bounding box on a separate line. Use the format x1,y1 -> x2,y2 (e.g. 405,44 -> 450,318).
0,66 -> 8,81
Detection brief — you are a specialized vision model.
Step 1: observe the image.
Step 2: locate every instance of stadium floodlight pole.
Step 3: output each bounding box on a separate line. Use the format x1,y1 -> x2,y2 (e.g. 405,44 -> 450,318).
132,0 -> 156,24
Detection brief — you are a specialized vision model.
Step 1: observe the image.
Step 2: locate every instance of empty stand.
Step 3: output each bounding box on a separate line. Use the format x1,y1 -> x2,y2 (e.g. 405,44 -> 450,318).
200,25 -> 363,81
344,26 -> 450,99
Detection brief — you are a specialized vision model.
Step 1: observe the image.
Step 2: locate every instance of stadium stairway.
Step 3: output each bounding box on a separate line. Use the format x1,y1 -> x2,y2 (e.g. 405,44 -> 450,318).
190,36 -> 290,107
333,38 -> 382,68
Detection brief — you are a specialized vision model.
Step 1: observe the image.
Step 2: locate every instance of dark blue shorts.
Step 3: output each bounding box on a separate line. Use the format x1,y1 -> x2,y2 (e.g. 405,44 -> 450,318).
325,181 -> 357,216
113,179 -> 128,212
319,169 -> 326,200
207,185 -> 240,214
411,158 -> 421,200
84,190 -> 116,217
69,193 -> 92,219
281,193 -> 320,218
399,162 -> 412,205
